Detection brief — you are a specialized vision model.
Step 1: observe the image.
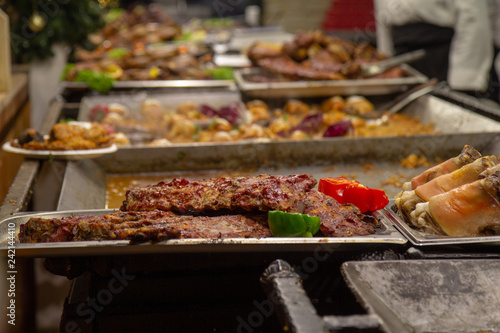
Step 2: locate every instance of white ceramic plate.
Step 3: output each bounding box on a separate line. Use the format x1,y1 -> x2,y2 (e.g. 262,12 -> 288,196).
2,141 -> 118,161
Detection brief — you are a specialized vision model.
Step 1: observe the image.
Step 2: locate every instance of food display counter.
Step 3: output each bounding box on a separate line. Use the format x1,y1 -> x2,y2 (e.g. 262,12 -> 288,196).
3,5 -> 500,331
1,80 -> 500,331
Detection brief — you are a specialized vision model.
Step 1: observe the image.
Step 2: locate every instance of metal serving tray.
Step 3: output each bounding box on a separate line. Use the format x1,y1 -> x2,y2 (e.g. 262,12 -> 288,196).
80,92 -> 500,175
382,200 -> 500,247
233,64 -> 428,98
78,89 -> 242,122
6,91 -> 499,256
62,79 -> 235,91
341,259 -> 500,332
0,209 -> 406,257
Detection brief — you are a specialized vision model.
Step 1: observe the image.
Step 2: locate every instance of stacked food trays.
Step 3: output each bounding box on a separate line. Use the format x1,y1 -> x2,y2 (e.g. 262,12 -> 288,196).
3,87 -> 499,256
3,20 -> 500,332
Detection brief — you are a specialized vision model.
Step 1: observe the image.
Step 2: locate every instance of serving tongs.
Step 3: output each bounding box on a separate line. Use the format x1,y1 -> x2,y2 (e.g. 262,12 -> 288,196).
360,49 -> 426,78
356,78 -> 440,121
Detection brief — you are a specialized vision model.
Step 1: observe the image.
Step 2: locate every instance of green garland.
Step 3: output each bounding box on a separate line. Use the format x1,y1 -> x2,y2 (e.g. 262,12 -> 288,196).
2,0 -> 106,63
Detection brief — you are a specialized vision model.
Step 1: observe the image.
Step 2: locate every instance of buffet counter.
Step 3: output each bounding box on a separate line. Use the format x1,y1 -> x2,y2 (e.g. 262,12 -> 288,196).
2,81 -> 500,332
0,72 -> 29,205
0,96 -> 63,222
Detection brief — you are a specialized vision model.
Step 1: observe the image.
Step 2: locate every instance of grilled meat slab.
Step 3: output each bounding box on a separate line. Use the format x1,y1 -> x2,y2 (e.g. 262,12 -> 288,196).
20,174 -> 380,243
303,191 -> 378,237
19,210 -> 271,243
120,174 -> 318,214
120,174 -> 376,238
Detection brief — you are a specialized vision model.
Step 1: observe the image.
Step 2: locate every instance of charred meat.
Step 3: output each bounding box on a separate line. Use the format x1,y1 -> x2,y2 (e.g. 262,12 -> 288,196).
303,191 -> 377,237
19,210 -> 271,243
120,174 -> 377,238
20,174 -> 381,243
120,174 -> 318,213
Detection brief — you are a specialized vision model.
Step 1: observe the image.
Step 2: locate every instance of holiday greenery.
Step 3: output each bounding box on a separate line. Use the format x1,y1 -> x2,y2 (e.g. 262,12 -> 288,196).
2,0 -> 106,63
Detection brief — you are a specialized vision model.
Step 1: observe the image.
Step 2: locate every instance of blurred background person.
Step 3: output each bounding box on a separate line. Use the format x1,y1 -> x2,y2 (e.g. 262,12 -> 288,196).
374,0 -> 494,99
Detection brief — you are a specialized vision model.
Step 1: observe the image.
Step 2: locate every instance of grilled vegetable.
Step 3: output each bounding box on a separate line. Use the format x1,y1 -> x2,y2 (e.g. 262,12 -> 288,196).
75,69 -> 115,93
267,210 -> 320,237
318,177 -> 388,213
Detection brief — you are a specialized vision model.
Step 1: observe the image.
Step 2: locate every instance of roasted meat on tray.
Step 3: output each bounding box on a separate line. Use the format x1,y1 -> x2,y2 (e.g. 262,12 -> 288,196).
394,145 -> 500,237
120,174 -> 377,237
19,210 -> 271,243
18,174 -> 380,243
411,171 -> 500,236
11,122 -> 114,151
247,30 -> 397,81
396,155 -> 498,223
400,145 -> 482,191
120,174 -> 317,213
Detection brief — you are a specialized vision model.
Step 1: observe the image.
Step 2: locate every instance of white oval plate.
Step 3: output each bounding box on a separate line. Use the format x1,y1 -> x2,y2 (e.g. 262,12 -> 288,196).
2,141 -> 118,161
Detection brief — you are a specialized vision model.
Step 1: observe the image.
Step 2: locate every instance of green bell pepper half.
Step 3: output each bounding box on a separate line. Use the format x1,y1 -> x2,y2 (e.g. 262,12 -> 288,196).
268,211 -> 321,237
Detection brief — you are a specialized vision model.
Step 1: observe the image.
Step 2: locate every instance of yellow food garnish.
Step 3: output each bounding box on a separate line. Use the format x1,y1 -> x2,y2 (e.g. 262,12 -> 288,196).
149,66 -> 160,79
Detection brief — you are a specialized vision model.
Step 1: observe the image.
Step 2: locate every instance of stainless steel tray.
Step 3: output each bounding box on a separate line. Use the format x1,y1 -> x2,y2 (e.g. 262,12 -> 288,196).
84,93 -> 500,174
0,209 -> 406,257
382,200 -> 500,247
233,65 -> 428,98
342,259 -> 500,332
78,89 -> 242,121
62,79 -> 235,91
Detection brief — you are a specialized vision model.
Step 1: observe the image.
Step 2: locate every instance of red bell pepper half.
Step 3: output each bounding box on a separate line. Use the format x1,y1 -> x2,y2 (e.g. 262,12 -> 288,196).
318,177 -> 389,213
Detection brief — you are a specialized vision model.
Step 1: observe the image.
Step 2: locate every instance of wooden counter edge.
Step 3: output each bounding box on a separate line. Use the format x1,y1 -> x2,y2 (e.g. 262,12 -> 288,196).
0,72 -> 29,136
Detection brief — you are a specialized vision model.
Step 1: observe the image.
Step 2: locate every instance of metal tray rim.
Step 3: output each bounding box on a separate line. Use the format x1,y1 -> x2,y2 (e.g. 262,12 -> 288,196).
382,200 -> 500,246
106,132 -> 500,151
233,64 -> 428,91
62,79 -> 235,90
0,208 -> 407,257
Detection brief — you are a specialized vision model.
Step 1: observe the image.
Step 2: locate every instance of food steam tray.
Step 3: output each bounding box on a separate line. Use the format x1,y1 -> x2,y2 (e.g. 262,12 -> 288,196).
78,90 -> 242,122
233,65 -> 428,98
0,209 -> 406,257
382,200 -> 500,247
62,79 -> 235,90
